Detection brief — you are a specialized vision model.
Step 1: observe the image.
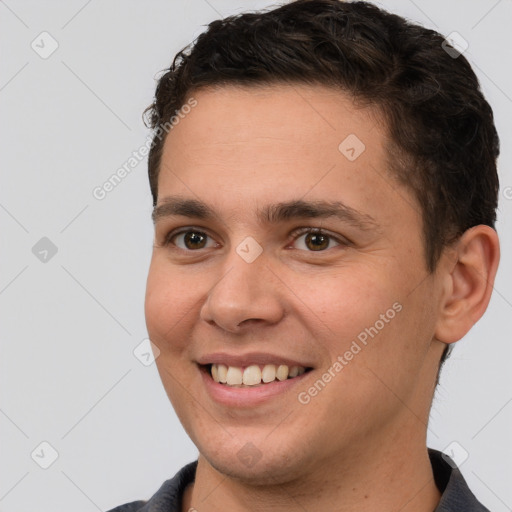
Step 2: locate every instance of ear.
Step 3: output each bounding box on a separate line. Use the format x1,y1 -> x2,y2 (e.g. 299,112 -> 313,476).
435,225 -> 500,344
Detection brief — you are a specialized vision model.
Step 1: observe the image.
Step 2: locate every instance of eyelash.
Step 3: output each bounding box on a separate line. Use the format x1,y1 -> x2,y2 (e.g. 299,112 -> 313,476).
161,226 -> 349,252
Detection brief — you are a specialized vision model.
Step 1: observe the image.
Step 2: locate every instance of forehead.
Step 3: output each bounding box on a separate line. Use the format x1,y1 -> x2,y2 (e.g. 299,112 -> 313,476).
160,84 -> 384,187
158,84 -> 420,237
165,84 -> 383,158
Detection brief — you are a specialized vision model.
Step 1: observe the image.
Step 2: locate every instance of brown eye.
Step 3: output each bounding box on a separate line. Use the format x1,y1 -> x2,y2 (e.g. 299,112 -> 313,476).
167,230 -> 216,250
304,232 -> 330,251
292,228 -> 344,252
183,231 -> 207,249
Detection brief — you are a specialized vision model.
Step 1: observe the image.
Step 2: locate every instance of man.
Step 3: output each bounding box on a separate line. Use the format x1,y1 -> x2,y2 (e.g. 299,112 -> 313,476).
110,1 -> 500,510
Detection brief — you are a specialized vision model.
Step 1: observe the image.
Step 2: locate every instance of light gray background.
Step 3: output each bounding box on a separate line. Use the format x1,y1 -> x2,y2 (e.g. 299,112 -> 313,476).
1,1 -> 510,510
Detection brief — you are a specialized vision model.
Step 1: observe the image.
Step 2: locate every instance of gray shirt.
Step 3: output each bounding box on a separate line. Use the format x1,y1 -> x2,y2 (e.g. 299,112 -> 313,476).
108,448 -> 490,511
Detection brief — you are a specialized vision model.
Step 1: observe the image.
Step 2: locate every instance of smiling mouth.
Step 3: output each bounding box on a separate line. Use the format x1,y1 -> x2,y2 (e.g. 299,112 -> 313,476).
201,363 -> 313,387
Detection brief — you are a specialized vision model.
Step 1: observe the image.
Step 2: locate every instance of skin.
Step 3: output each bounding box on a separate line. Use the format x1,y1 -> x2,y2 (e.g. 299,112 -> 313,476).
144,84 -> 500,512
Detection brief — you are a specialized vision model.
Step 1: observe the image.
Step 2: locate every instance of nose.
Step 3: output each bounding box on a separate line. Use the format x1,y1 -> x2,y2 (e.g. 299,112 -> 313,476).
199,248 -> 285,333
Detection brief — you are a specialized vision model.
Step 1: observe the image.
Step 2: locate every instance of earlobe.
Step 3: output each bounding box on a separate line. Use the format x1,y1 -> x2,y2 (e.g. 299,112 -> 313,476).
434,225 -> 500,344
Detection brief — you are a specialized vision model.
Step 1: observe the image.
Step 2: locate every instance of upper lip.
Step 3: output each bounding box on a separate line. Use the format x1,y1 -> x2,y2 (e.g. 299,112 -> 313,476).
196,352 -> 314,368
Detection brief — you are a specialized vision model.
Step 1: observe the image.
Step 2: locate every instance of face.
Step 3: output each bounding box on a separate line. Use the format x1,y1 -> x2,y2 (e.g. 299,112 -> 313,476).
145,84 -> 447,484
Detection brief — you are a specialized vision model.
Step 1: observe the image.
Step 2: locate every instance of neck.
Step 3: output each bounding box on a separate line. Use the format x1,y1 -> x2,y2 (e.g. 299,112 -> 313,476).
183,434 -> 441,512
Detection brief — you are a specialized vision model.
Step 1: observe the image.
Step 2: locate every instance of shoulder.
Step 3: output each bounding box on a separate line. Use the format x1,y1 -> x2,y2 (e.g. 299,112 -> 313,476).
429,448 -> 490,512
107,501 -> 146,512
106,461 -> 198,512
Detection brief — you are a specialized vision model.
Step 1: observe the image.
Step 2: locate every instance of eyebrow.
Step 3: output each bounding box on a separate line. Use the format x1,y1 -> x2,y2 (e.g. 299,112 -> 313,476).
152,196 -> 381,232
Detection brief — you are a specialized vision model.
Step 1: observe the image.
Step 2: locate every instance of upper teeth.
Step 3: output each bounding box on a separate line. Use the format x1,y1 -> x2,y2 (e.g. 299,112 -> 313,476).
211,364 -> 306,386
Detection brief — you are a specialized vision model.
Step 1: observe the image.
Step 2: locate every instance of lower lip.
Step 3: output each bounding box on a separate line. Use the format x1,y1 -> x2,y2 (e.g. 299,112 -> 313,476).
199,366 -> 311,407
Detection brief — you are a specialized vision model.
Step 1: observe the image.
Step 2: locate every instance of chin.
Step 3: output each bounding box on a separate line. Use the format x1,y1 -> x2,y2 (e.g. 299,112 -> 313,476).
193,430 -> 315,487
205,451 -> 304,486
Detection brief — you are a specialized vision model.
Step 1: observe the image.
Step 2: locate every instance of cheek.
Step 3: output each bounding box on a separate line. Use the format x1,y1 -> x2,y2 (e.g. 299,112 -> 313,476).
144,260 -> 202,351
145,264 -> 203,410
296,266 -> 397,346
